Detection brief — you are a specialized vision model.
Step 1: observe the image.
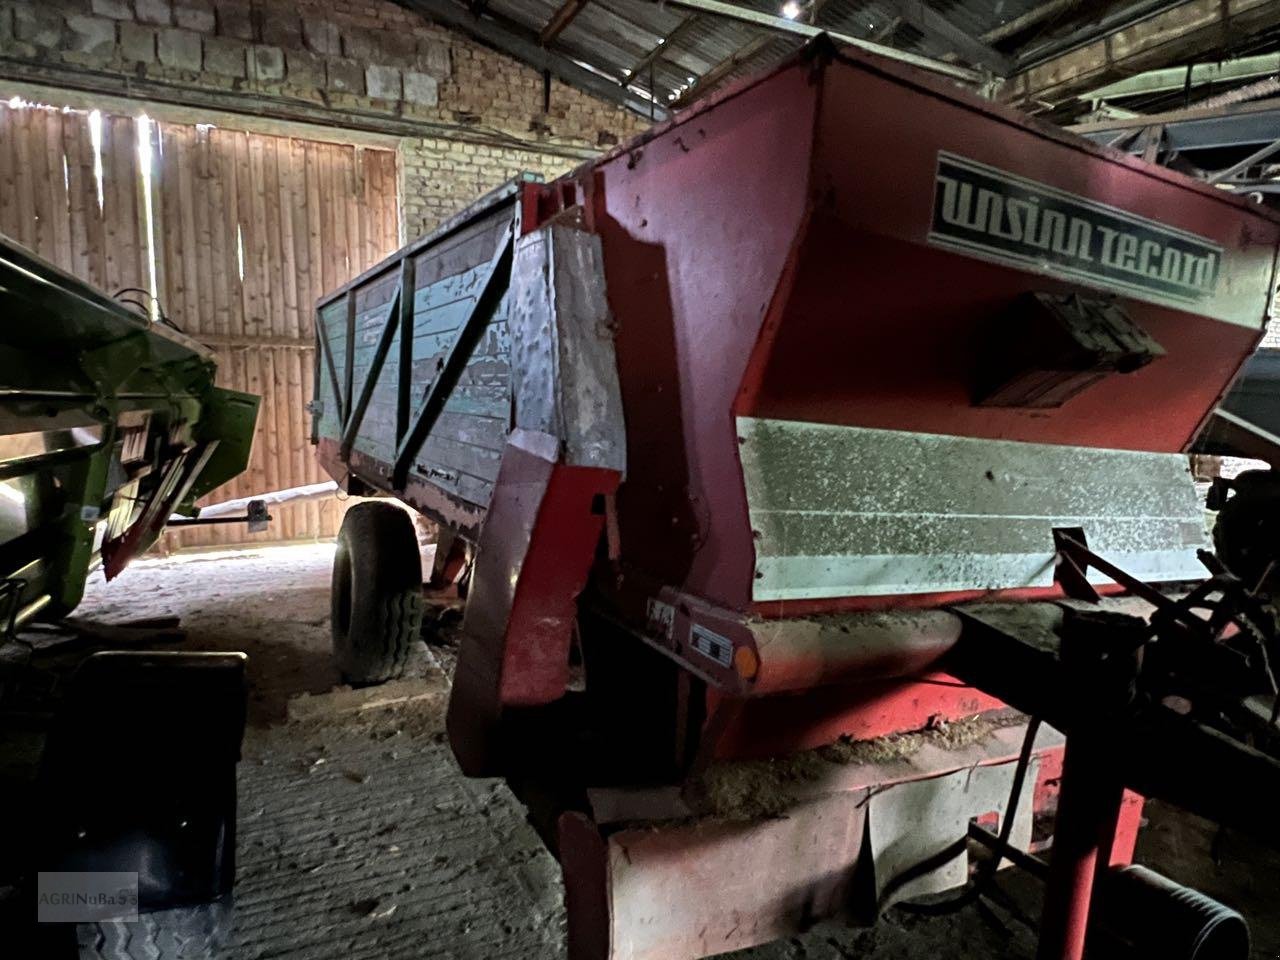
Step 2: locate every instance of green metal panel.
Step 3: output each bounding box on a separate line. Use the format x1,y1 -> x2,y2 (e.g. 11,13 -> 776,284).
0,235 -> 260,628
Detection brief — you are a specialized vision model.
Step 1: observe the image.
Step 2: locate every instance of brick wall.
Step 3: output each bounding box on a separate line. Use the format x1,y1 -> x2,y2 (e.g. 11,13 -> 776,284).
399,137 -> 583,239
0,0 -> 650,239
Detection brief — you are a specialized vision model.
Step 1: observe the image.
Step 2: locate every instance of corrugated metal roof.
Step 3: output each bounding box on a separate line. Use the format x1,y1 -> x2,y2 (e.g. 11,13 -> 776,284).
406,0 -> 1278,120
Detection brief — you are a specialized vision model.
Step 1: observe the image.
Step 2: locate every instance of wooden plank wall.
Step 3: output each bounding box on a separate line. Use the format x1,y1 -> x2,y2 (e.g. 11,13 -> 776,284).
0,104 -> 150,302
0,99 -> 400,547
152,124 -> 400,547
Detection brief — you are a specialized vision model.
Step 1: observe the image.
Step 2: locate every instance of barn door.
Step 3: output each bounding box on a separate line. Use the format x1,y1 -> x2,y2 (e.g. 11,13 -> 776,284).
0,103 -> 151,312
150,125 -> 400,546
0,98 -> 400,546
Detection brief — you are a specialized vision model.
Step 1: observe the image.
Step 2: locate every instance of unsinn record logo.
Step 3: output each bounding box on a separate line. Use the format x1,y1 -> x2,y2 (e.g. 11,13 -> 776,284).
929,152 -> 1221,307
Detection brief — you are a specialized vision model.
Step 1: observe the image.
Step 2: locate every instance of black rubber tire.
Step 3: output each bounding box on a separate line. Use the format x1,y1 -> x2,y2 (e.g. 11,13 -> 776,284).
74,897 -> 233,960
331,501 -> 424,684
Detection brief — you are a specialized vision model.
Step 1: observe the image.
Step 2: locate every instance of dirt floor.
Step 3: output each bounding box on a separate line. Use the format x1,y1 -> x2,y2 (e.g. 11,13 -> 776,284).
7,542 -> 1280,959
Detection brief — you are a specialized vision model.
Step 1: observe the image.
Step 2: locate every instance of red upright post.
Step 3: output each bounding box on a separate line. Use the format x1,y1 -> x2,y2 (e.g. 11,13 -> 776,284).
1036,734 -> 1126,960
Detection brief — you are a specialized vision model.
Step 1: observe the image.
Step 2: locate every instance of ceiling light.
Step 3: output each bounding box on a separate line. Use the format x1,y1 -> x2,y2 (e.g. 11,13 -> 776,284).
781,1 -> 802,19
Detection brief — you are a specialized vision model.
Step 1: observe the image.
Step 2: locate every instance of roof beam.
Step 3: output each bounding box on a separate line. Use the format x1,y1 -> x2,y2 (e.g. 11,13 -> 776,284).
876,0 -> 1013,74
1002,0 -> 1280,110
625,13 -> 700,82
979,0 -> 1080,45
399,0 -> 667,120
540,0 -> 592,46
1015,0 -> 1189,70
672,0 -> 835,107
672,33 -> 774,107
1073,95 -> 1280,152
659,0 -> 984,84
1077,52 -> 1280,103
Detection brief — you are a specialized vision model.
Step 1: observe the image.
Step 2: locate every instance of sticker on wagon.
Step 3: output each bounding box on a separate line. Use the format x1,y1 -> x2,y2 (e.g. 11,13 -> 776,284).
929,152 -> 1221,309
690,624 -> 733,669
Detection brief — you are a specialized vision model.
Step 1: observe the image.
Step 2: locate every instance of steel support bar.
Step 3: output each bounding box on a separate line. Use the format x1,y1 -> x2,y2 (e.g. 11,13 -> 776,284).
1078,52 -> 1280,103
660,0 -> 985,84
1074,96 -> 1280,152
1207,136 -> 1280,184
1053,532 -> 1174,612
339,283 -> 402,459
393,232 -> 513,488
968,821 -> 1049,880
165,513 -> 270,526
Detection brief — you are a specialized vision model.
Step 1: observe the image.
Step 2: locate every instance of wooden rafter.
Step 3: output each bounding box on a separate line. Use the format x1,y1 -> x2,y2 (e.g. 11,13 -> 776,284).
673,0 -> 834,108
540,0 -> 593,46
672,34 -> 773,107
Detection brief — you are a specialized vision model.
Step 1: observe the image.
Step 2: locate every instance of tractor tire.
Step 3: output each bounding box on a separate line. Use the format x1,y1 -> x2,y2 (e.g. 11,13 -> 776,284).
74,898 -> 233,960
331,501 -> 424,684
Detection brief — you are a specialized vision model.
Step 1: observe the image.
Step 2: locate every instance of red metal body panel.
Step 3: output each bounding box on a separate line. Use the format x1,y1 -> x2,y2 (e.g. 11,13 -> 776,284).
705,674 -> 1006,760
586,63 -> 817,613
561,720 -> 1069,959
543,49 -> 1279,619
513,47 -> 1266,956
746,64 -> 1268,458
447,430 -> 619,776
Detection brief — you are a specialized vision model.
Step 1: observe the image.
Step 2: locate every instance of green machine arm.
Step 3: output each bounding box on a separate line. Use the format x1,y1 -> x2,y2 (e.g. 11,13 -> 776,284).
0,235 -> 259,630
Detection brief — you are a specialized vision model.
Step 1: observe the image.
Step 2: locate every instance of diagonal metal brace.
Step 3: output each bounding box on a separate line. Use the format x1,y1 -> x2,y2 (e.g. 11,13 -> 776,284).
315,308 -> 347,426
393,231 -> 514,489
339,267 -> 408,460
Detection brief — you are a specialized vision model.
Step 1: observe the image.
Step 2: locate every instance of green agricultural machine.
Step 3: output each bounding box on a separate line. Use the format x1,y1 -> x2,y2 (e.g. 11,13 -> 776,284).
0,236 -> 258,630
1,235 -> 260,956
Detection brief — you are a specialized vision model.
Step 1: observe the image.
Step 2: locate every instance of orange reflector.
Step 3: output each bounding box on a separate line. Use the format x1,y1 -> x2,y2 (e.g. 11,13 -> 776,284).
734,645 -> 759,680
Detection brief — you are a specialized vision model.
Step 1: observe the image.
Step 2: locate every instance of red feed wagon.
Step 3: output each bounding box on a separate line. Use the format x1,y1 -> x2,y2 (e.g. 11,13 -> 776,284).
312,40 -> 1280,960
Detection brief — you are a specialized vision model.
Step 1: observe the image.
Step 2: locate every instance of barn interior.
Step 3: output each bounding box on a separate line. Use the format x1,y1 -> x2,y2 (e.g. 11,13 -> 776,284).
4,2 -> 1280,959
